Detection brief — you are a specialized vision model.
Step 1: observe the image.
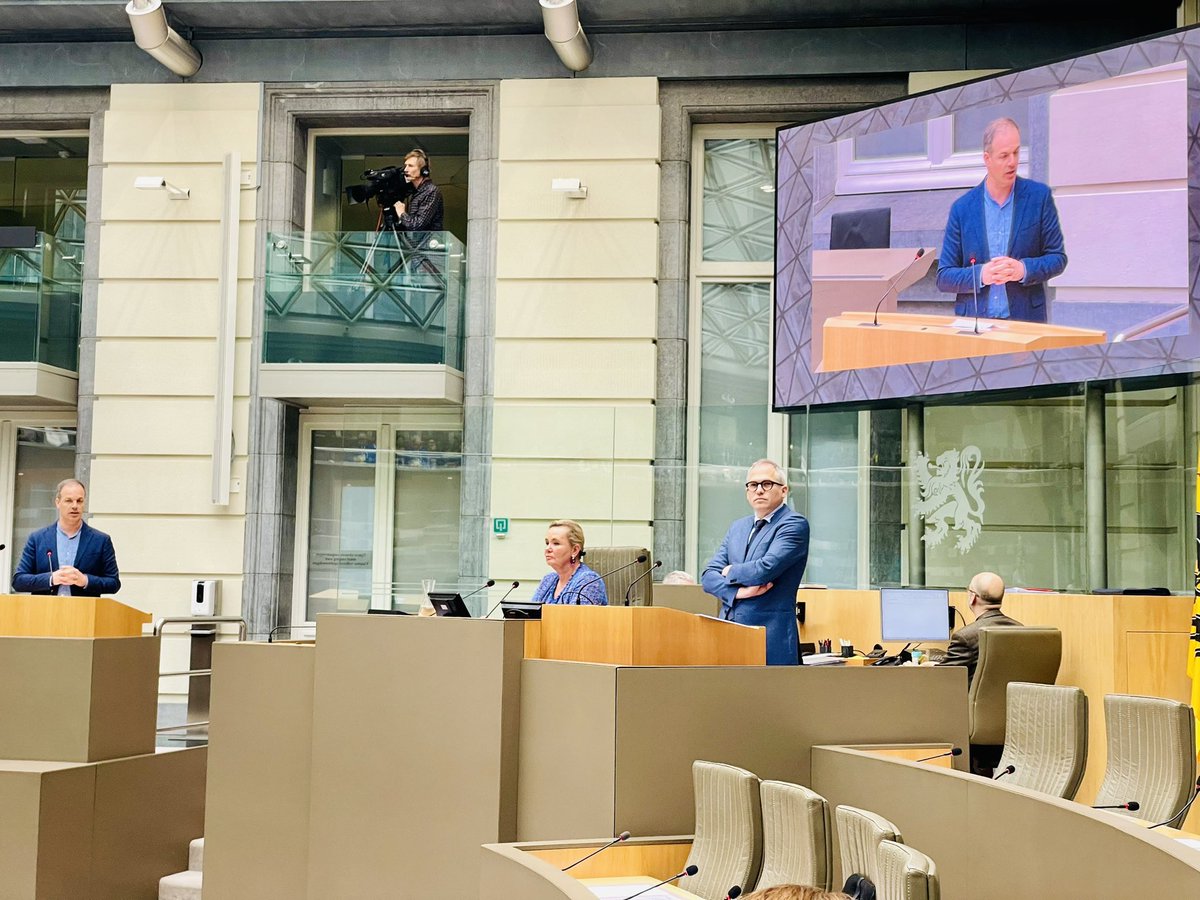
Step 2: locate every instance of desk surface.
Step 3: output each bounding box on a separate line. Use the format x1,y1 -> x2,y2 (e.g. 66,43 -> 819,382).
581,876 -> 703,899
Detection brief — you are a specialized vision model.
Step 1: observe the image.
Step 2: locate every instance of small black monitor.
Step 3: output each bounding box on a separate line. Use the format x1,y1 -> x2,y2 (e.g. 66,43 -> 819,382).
367,607 -> 412,616
880,588 -> 951,643
429,592 -> 471,617
500,602 -> 542,620
829,208 -> 891,251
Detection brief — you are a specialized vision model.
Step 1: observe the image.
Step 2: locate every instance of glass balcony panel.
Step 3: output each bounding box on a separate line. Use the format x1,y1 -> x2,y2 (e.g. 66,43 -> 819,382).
0,232 -> 82,371
263,230 -> 465,368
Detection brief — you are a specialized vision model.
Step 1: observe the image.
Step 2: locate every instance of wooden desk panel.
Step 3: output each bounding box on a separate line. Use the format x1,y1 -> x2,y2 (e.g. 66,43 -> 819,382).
820,311 -> 1105,371
527,841 -> 692,882
799,588 -> 1195,817
0,594 -> 150,638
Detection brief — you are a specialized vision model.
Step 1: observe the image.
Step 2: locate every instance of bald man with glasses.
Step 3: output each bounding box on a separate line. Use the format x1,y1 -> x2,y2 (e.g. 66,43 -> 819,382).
936,571 -> 1021,685
702,459 -> 810,665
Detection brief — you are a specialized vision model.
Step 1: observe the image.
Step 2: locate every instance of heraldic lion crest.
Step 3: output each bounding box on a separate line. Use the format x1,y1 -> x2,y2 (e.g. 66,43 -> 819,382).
914,446 -> 986,552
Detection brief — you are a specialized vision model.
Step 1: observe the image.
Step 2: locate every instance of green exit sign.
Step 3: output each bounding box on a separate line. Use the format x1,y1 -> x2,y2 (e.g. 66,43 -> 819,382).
493,517 -> 509,535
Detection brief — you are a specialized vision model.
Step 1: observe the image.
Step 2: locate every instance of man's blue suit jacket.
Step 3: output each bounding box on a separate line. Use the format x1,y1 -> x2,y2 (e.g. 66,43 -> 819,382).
702,504 -> 809,666
12,522 -> 121,596
936,176 -> 1067,324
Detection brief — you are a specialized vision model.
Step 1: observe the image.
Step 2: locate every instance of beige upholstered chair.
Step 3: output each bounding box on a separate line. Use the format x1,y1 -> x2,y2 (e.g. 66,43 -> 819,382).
754,780 -> 832,891
876,839 -> 940,900
1094,693 -> 1197,826
834,805 -> 901,891
968,626 -> 1062,747
582,546 -> 652,605
995,682 -> 1088,800
677,761 -> 763,900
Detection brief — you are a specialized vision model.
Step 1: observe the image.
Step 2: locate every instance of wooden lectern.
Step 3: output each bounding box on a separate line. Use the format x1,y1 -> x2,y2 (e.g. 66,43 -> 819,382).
0,593 -> 151,637
530,605 -> 766,666
820,311 -> 1106,371
810,247 -> 936,368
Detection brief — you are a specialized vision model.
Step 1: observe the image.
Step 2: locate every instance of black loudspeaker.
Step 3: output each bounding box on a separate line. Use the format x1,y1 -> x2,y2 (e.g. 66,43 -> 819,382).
949,605 -> 956,631
795,600 -> 806,624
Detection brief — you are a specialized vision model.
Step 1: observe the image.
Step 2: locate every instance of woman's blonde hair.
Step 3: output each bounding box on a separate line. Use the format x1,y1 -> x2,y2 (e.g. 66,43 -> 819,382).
743,887 -> 852,900
548,519 -> 586,561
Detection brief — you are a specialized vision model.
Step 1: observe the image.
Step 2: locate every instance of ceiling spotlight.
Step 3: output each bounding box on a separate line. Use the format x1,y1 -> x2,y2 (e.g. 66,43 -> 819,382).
134,175 -> 190,199
126,0 -> 202,78
540,0 -> 592,73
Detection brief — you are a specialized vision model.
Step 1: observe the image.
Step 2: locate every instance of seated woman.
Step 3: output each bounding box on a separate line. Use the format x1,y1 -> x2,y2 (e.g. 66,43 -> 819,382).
530,519 -> 608,605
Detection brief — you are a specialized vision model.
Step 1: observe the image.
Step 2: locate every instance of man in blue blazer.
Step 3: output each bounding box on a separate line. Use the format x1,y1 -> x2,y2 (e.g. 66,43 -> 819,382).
12,478 -> 121,596
702,459 -> 809,665
936,117 -> 1067,324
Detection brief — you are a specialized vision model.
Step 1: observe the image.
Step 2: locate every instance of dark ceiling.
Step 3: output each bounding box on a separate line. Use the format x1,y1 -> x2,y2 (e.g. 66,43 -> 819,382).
0,1 -> 1183,42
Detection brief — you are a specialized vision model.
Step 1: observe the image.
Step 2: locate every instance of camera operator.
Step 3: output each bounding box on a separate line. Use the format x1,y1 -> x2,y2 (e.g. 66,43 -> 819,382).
392,149 -> 444,233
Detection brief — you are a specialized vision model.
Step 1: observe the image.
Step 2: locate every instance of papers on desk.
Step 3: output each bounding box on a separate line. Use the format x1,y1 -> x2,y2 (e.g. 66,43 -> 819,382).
802,653 -> 847,666
588,886 -> 679,899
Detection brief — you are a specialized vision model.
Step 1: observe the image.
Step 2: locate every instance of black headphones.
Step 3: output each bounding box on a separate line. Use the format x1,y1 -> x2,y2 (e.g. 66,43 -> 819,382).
410,149 -> 430,178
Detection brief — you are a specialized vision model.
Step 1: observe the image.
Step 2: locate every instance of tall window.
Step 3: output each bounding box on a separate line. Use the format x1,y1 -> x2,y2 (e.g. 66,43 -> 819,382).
688,127 -> 786,572
294,410 -> 463,623
0,419 -> 76,592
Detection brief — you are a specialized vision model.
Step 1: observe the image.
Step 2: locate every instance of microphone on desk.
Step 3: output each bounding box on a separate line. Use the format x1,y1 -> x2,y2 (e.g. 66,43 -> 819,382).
1149,776 -> 1200,829
723,886 -> 743,899
916,747 -> 962,763
460,579 -> 495,602
993,764 -> 1016,781
621,864 -> 698,900
1092,801 -> 1140,811
484,581 -> 521,618
624,560 -> 662,606
863,248 -> 925,327
970,256 -> 981,334
560,555 -> 648,605
561,830 -> 630,872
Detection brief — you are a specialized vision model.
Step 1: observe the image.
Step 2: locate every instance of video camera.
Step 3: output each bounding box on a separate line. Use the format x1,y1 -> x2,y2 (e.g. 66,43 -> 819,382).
345,166 -> 414,229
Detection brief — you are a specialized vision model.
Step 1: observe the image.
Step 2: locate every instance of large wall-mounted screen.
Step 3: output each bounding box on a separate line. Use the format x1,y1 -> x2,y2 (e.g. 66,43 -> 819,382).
774,28 -> 1200,410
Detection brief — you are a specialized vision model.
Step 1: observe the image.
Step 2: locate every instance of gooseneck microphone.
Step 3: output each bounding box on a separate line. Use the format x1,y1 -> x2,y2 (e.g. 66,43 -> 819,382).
561,830 -> 631,872
970,256 -> 981,334
862,248 -> 926,327
993,764 -> 1016,780
484,581 -> 521,618
460,579 -> 495,602
724,887 -> 743,900
624,560 -> 662,606
1093,801 -> 1140,812
560,555 -> 648,605
621,865 -> 698,900
46,550 -> 54,588
1149,776 -> 1200,829
916,747 -> 962,763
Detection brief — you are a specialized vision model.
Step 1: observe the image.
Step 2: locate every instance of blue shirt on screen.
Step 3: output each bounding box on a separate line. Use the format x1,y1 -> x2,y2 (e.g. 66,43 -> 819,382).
532,562 -> 609,605
982,188 -> 1014,319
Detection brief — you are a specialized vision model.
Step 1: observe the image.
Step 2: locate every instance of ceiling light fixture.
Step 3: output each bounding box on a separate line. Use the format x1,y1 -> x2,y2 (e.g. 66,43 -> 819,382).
126,0 -> 202,77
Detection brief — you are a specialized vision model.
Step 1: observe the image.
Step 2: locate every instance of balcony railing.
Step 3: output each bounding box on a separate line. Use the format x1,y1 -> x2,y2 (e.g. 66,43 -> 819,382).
0,236 -> 83,372
263,230 -> 465,369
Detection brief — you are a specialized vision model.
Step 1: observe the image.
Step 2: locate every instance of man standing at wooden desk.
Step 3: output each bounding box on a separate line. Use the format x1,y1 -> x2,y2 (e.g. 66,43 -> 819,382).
12,478 -> 121,597
702,459 -> 809,666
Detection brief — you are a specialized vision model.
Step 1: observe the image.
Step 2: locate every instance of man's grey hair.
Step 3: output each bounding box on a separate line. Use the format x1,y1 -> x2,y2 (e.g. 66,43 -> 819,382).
747,459 -> 787,485
982,117 -> 1021,154
55,478 -> 85,498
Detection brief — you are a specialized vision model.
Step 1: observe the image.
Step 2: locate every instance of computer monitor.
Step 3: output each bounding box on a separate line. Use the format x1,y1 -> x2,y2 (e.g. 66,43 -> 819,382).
429,592 -> 471,617
880,588 -> 951,643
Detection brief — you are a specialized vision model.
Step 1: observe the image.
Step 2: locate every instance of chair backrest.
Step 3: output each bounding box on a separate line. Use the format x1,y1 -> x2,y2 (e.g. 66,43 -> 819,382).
755,780 -> 832,891
830,208 -> 892,250
968,626 -> 1062,745
835,805 -> 901,889
583,546 -> 652,605
876,839 -> 939,900
1094,693 -> 1197,825
679,760 -> 763,900
996,682 -> 1088,800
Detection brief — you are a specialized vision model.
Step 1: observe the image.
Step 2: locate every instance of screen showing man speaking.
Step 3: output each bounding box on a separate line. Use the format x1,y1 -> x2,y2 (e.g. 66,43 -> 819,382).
774,28 -> 1200,410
